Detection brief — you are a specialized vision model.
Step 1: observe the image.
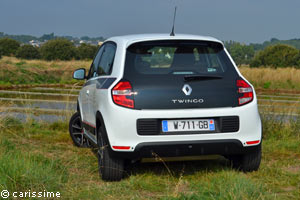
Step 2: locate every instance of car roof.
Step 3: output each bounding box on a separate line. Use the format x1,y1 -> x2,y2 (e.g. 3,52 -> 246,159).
105,34 -> 223,47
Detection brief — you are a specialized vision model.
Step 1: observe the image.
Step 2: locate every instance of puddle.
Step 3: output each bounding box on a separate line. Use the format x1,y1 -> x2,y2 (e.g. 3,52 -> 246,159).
11,101 -> 76,110
0,86 -> 299,123
1,112 -> 69,123
1,88 -> 79,94
0,93 -> 77,101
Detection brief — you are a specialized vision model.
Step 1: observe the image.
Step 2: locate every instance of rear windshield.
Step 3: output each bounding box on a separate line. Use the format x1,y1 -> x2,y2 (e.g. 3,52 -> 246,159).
124,40 -> 235,76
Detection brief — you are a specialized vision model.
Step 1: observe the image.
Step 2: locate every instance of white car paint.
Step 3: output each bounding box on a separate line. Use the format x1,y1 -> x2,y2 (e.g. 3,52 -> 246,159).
77,34 -> 262,152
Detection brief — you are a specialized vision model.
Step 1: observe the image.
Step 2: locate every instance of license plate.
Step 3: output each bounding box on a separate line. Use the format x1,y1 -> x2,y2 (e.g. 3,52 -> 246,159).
162,119 -> 215,132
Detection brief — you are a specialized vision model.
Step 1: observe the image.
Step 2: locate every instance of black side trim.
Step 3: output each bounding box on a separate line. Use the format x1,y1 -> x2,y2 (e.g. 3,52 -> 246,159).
101,78 -> 117,89
83,79 -> 97,87
95,77 -> 117,89
82,121 -> 96,136
95,78 -> 107,89
109,140 -> 260,159
97,78 -> 107,85
84,77 -> 116,89
94,111 -> 111,148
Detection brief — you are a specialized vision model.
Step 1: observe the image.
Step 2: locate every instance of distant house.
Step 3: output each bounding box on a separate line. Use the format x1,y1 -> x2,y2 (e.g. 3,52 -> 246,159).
29,40 -> 42,47
79,40 -> 102,46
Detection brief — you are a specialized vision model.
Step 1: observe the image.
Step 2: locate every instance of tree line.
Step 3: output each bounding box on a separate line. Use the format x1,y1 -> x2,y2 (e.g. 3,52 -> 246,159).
1,36 -> 300,68
225,40 -> 300,68
0,38 -> 98,60
0,32 -> 104,44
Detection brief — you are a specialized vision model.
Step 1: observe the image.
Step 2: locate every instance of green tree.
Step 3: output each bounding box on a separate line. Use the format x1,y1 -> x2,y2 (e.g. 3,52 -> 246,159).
225,41 -> 254,65
39,33 -> 55,41
40,39 -> 78,61
16,45 -> 40,59
0,38 -> 20,56
250,44 -> 300,68
77,43 -> 98,60
80,36 -> 90,41
0,44 -> 2,59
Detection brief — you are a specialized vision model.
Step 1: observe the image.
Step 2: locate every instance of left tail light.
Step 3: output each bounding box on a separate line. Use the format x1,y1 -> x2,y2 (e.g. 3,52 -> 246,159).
237,79 -> 253,106
112,81 -> 134,108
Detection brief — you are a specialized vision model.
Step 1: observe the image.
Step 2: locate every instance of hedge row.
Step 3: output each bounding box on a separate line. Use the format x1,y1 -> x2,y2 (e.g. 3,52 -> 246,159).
0,38 -> 98,60
1,37 -> 300,68
250,44 -> 300,68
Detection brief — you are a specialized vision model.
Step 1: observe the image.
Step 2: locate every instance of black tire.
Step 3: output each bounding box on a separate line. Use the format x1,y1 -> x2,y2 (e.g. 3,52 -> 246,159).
97,125 -> 124,181
230,145 -> 262,172
69,112 -> 90,147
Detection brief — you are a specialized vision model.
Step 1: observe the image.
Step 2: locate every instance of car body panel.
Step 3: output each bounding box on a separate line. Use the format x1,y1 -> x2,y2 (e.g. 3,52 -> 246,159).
77,34 -> 262,158
96,88 -> 261,152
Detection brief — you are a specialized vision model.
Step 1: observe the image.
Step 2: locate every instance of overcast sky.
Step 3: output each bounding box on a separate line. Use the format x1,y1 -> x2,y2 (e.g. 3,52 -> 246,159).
0,0 -> 299,43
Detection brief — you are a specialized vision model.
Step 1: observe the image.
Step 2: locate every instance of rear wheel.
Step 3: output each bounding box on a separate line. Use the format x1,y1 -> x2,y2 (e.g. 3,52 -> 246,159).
97,125 -> 124,181
230,145 -> 262,172
69,112 -> 90,147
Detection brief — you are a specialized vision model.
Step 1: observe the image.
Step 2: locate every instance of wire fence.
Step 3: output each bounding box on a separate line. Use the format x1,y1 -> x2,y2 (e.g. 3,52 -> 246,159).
0,85 -> 299,119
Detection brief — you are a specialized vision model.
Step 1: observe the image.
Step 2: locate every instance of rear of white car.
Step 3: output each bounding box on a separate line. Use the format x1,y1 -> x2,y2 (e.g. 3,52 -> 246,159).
72,34 -> 262,181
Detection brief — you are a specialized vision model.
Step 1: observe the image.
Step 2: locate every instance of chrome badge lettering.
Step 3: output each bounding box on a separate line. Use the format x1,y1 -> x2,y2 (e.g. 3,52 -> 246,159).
172,99 -> 204,104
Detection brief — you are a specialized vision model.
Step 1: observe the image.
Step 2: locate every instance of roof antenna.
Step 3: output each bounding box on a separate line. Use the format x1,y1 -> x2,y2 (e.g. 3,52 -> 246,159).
170,6 -> 177,36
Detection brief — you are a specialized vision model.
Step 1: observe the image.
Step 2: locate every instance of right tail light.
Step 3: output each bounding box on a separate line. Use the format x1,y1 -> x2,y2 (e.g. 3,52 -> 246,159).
237,79 -> 253,106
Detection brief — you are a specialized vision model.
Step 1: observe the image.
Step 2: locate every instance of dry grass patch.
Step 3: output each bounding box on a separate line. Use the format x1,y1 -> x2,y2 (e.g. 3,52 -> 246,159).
0,56 -> 90,85
1,56 -> 90,70
240,66 -> 300,89
2,56 -> 300,90
285,165 -> 300,174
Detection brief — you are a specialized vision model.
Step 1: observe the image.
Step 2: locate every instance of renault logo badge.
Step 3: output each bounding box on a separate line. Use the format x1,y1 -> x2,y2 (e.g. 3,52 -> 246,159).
182,84 -> 192,96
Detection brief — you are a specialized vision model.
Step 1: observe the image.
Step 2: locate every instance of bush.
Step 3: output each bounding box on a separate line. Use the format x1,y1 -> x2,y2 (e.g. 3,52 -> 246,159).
0,38 -> 20,56
250,44 -> 300,68
226,42 -> 255,65
40,39 -> 77,61
16,45 -> 40,59
77,43 -> 98,60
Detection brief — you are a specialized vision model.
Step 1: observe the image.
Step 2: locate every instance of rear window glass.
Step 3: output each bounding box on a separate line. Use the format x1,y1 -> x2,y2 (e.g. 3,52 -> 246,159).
125,40 -> 234,75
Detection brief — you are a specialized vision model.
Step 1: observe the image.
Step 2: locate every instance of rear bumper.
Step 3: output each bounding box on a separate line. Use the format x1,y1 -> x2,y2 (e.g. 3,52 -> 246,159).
100,101 -> 261,150
108,139 -> 261,159
97,91 -> 262,155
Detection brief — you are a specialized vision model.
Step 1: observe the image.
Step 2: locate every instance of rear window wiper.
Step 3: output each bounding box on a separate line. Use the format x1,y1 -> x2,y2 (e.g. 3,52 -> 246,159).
184,74 -> 223,82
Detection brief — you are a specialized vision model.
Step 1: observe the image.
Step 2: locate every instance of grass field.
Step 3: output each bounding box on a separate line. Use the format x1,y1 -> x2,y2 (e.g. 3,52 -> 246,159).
239,66 -> 300,90
0,57 -> 89,86
1,57 -> 300,90
0,57 -> 300,199
0,114 -> 299,199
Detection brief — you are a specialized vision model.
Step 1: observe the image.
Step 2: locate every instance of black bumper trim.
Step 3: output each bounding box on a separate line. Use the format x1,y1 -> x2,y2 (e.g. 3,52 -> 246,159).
137,116 -> 239,136
108,139 -> 260,159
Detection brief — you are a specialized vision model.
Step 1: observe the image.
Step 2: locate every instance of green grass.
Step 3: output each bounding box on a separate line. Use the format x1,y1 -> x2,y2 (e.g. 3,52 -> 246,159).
0,66 -> 61,85
0,56 -> 89,86
0,116 -> 299,199
0,139 -> 68,192
2,57 -> 300,91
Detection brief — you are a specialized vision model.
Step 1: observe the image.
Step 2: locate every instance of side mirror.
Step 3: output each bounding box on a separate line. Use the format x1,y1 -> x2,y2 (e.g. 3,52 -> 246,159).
73,68 -> 86,80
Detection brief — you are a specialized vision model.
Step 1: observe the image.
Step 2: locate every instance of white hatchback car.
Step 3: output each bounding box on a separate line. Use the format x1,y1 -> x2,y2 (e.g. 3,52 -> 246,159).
70,34 -> 262,181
